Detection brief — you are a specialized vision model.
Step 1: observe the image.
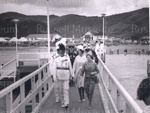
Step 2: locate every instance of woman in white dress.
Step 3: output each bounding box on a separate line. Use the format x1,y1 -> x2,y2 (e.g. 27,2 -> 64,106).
73,45 -> 86,101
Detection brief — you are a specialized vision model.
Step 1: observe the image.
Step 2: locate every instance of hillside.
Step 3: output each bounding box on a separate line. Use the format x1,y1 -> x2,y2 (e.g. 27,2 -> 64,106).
0,8 -> 149,38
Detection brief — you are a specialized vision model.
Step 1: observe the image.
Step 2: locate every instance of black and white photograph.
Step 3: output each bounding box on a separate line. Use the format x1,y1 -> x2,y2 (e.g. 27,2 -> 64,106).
0,0 -> 149,113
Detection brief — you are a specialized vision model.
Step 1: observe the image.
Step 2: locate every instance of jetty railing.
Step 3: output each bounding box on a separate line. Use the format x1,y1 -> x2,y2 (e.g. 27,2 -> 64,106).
0,58 -> 17,81
0,62 -> 54,113
98,59 -> 143,113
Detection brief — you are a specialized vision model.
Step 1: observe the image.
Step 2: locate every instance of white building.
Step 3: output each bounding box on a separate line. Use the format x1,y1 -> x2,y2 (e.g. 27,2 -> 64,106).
26,34 -> 62,42
82,31 -> 108,42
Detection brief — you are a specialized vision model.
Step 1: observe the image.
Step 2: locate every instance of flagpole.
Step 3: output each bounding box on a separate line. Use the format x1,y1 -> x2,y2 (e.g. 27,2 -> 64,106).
101,14 -> 106,63
101,14 -> 106,44
47,0 -> 50,59
13,19 -> 19,67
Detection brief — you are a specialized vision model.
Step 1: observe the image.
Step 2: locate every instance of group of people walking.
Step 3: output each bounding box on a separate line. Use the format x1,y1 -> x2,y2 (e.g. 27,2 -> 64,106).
50,42 -> 99,110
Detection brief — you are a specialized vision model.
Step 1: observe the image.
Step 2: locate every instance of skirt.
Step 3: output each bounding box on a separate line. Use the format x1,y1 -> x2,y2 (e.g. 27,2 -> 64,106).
84,77 -> 95,95
75,68 -> 85,88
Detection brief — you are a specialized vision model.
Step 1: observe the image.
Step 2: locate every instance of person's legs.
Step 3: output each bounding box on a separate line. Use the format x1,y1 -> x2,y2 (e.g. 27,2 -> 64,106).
58,80 -> 64,106
78,87 -> 82,101
85,83 -> 89,100
89,94 -> 93,106
88,82 -> 95,109
54,80 -> 59,102
81,87 -> 85,101
63,80 -> 69,108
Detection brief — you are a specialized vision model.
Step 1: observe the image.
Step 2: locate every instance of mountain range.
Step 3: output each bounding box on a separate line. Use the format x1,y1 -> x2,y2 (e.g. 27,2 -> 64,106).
0,8 -> 149,39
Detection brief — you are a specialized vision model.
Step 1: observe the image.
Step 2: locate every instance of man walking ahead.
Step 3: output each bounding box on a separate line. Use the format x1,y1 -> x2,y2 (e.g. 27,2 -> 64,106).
54,43 -> 73,109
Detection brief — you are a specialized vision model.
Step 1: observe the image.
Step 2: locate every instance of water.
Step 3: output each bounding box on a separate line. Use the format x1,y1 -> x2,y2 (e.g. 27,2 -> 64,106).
0,47 -> 49,65
106,54 -> 149,109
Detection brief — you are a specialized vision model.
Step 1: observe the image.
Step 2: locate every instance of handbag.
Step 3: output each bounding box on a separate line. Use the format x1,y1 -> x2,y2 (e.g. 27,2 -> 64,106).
69,78 -> 75,87
91,75 -> 99,84
93,75 -> 99,84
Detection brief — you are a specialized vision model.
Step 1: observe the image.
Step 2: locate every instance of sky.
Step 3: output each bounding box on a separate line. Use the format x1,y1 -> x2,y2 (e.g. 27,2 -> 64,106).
0,0 -> 149,16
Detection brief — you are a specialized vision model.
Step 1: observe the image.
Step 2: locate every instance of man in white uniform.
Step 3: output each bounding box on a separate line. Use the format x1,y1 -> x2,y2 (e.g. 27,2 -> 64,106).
50,48 -> 60,103
50,39 -> 67,103
54,43 -> 73,109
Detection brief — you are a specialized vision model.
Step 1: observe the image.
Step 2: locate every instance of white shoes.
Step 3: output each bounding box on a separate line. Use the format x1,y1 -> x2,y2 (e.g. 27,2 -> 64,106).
61,104 -> 65,108
82,99 -> 85,101
61,104 -> 69,109
79,99 -> 85,102
55,99 -> 59,103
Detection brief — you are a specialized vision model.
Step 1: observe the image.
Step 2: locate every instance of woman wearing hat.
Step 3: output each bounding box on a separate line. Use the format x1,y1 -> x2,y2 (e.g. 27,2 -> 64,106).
73,45 -> 86,102
80,52 -> 99,109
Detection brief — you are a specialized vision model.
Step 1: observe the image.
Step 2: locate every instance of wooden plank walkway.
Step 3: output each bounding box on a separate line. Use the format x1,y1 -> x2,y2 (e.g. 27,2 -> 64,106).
40,85 -> 105,113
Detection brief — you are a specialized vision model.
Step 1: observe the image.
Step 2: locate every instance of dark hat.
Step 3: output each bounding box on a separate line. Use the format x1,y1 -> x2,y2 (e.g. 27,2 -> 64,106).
58,43 -> 65,51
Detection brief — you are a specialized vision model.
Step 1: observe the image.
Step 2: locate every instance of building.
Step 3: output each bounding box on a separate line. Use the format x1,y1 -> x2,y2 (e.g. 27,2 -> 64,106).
1,37 -> 11,41
26,34 -> 62,42
82,31 -> 108,42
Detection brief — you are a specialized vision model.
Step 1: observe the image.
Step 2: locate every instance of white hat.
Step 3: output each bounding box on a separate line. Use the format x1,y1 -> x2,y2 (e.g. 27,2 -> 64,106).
77,45 -> 83,50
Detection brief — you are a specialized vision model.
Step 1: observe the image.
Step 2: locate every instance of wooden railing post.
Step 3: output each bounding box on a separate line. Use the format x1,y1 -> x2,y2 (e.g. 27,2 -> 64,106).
31,77 -> 35,91
0,64 -> 2,76
117,90 -> 124,113
6,92 -> 13,113
39,87 -> 43,102
31,77 -> 36,109
47,66 -> 51,89
38,72 -> 43,102
108,77 -> 111,93
20,84 -> 25,113
38,72 -> 42,85
44,82 -> 47,96
126,103 -> 133,113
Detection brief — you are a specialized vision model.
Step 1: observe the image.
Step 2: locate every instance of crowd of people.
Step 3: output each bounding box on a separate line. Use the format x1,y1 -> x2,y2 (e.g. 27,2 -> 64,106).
108,49 -> 150,55
50,41 -> 100,110
49,39 -> 150,112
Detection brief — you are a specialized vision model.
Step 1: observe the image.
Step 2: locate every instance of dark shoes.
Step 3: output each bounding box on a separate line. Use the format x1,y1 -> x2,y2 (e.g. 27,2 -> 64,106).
61,104 -> 69,110
65,105 -> 69,110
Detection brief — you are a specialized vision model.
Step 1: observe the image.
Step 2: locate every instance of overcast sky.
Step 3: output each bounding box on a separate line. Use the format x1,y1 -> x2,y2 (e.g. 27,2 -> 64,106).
0,0 -> 149,16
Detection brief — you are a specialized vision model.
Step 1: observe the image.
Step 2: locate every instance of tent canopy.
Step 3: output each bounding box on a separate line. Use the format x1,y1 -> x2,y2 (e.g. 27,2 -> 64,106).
9,37 -> 18,42
18,37 -> 28,42
0,38 -> 7,42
